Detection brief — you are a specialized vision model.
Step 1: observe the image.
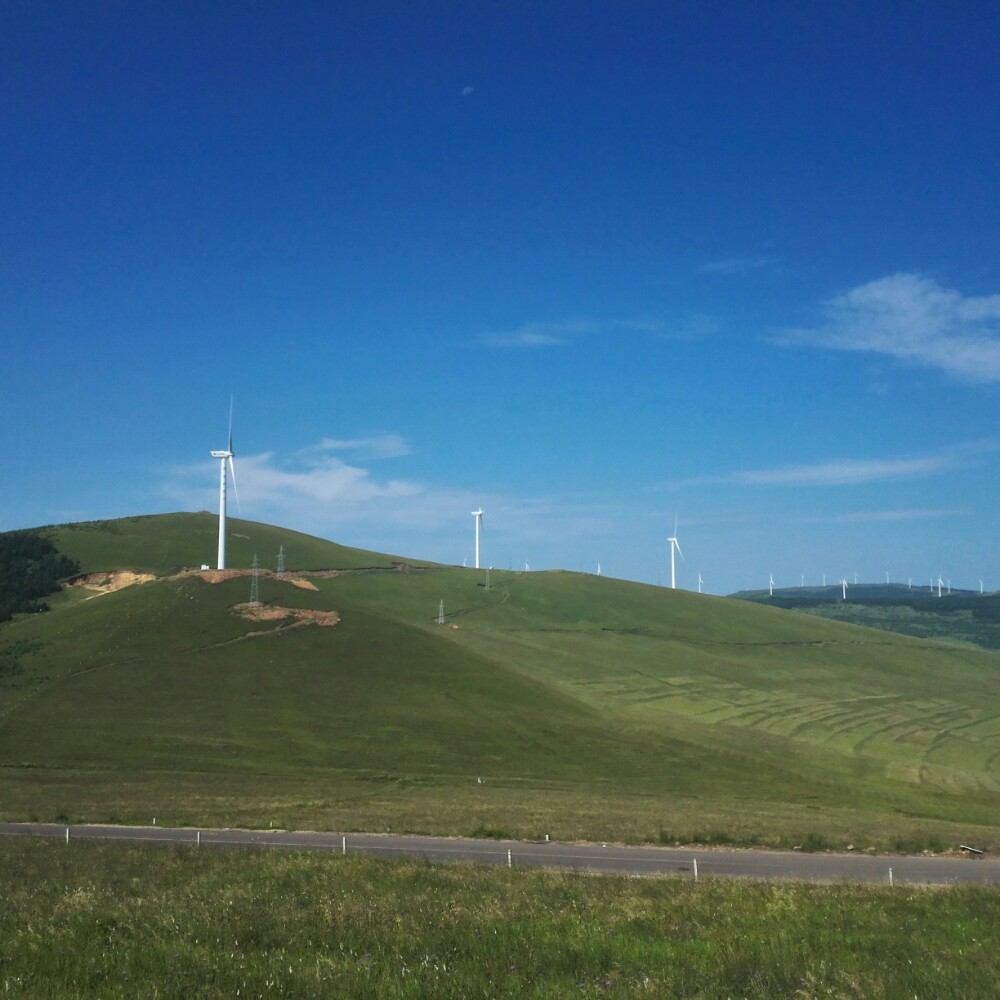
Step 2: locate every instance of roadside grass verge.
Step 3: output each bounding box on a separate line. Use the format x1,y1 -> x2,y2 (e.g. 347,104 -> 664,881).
0,768 -> 994,855
2,837 -> 999,998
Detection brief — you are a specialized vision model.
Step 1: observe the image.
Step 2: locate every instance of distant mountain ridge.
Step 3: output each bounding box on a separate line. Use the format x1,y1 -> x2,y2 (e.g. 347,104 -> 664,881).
732,583 -> 1000,650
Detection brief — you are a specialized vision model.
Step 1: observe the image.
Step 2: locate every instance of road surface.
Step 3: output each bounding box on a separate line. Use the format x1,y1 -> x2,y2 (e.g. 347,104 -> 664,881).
1,822 -> 996,886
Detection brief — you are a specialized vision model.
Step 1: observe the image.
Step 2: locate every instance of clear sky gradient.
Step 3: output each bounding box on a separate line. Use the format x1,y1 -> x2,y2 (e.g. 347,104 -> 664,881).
3,2 -> 999,594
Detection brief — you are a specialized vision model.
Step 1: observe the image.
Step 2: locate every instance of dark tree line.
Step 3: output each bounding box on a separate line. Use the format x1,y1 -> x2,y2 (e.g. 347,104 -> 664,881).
0,531 -> 80,623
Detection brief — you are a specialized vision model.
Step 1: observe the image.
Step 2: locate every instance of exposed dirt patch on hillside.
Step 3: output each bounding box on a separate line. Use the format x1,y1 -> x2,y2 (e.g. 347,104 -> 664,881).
66,571 -> 156,594
196,569 -> 247,584
195,569 -> 319,591
232,603 -> 339,628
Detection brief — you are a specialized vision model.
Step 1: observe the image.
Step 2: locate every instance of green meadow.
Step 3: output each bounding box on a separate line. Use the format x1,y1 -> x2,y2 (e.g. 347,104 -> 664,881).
1,512 -> 999,850
3,837 -> 1000,999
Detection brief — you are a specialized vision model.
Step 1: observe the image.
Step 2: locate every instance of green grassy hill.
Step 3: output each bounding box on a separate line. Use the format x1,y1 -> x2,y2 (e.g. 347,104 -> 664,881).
2,514 -> 1000,851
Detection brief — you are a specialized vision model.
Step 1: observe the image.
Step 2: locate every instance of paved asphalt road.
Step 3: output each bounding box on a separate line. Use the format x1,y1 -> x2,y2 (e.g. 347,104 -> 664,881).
1,822 -> 997,886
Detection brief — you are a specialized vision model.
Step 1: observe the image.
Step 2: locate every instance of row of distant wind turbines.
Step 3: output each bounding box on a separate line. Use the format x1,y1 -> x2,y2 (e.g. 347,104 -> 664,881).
210,420 -> 973,597
467,508 -> 703,591
207,415 -> 703,588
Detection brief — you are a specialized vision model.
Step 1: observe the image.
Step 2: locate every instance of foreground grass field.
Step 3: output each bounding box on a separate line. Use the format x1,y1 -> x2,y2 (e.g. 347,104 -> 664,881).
2,513 -> 1000,851
3,837 -> 999,999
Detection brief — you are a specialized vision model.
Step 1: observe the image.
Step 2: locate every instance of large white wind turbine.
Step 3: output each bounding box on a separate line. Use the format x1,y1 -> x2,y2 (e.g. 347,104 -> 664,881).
210,401 -> 241,570
471,508 -> 484,569
667,516 -> 683,590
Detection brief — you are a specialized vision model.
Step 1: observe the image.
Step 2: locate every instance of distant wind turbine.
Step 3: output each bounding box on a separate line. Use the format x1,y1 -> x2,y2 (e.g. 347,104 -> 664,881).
842,578 -> 847,601
471,508 -> 484,569
697,572 -> 703,594
667,516 -> 683,590
769,573 -> 774,597
210,399 -> 241,570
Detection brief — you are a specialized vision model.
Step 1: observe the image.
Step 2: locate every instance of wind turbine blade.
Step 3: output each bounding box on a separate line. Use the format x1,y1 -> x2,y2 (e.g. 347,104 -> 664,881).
227,395 -> 234,453
676,539 -> 684,561
229,456 -> 242,514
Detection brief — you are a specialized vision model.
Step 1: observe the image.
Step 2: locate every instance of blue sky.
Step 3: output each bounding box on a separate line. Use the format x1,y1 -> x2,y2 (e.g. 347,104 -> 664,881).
3,1 -> 999,595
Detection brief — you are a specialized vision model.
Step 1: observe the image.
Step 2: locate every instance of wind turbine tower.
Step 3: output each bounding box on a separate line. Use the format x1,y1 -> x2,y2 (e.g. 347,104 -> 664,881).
210,402 -> 240,570
471,509 -> 484,569
667,516 -> 683,590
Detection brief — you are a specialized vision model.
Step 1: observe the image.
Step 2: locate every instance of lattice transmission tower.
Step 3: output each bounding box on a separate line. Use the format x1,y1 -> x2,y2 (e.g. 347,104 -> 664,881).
250,554 -> 261,606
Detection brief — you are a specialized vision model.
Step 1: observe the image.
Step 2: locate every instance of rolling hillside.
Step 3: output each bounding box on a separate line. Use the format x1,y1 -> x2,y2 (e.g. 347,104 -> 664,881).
2,513 -> 1000,851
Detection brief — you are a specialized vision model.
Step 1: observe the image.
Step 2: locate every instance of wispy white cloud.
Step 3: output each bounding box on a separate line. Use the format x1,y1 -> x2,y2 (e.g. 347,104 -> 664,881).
670,440 -> 996,489
698,255 -> 778,275
475,320 -> 595,349
658,314 -> 720,341
775,273 -> 1000,382
158,438 -> 619,567
816,508 -> 962,524
731,455 -> 953,487
474,316 -> 718,349
299,434 -> 412,460
163,448 -> 425,525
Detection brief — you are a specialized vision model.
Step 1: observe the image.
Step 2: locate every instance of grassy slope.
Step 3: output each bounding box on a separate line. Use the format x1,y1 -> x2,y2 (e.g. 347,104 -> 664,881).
3,514 -> 1000,849
5,838 -> 1000,999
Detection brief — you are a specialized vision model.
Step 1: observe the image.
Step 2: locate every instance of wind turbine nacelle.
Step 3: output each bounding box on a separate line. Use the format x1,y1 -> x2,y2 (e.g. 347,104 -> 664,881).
211,450 -> 231,459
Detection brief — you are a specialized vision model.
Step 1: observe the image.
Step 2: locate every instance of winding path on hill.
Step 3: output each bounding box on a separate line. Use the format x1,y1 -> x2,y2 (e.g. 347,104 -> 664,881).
1,822 -> 998,885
